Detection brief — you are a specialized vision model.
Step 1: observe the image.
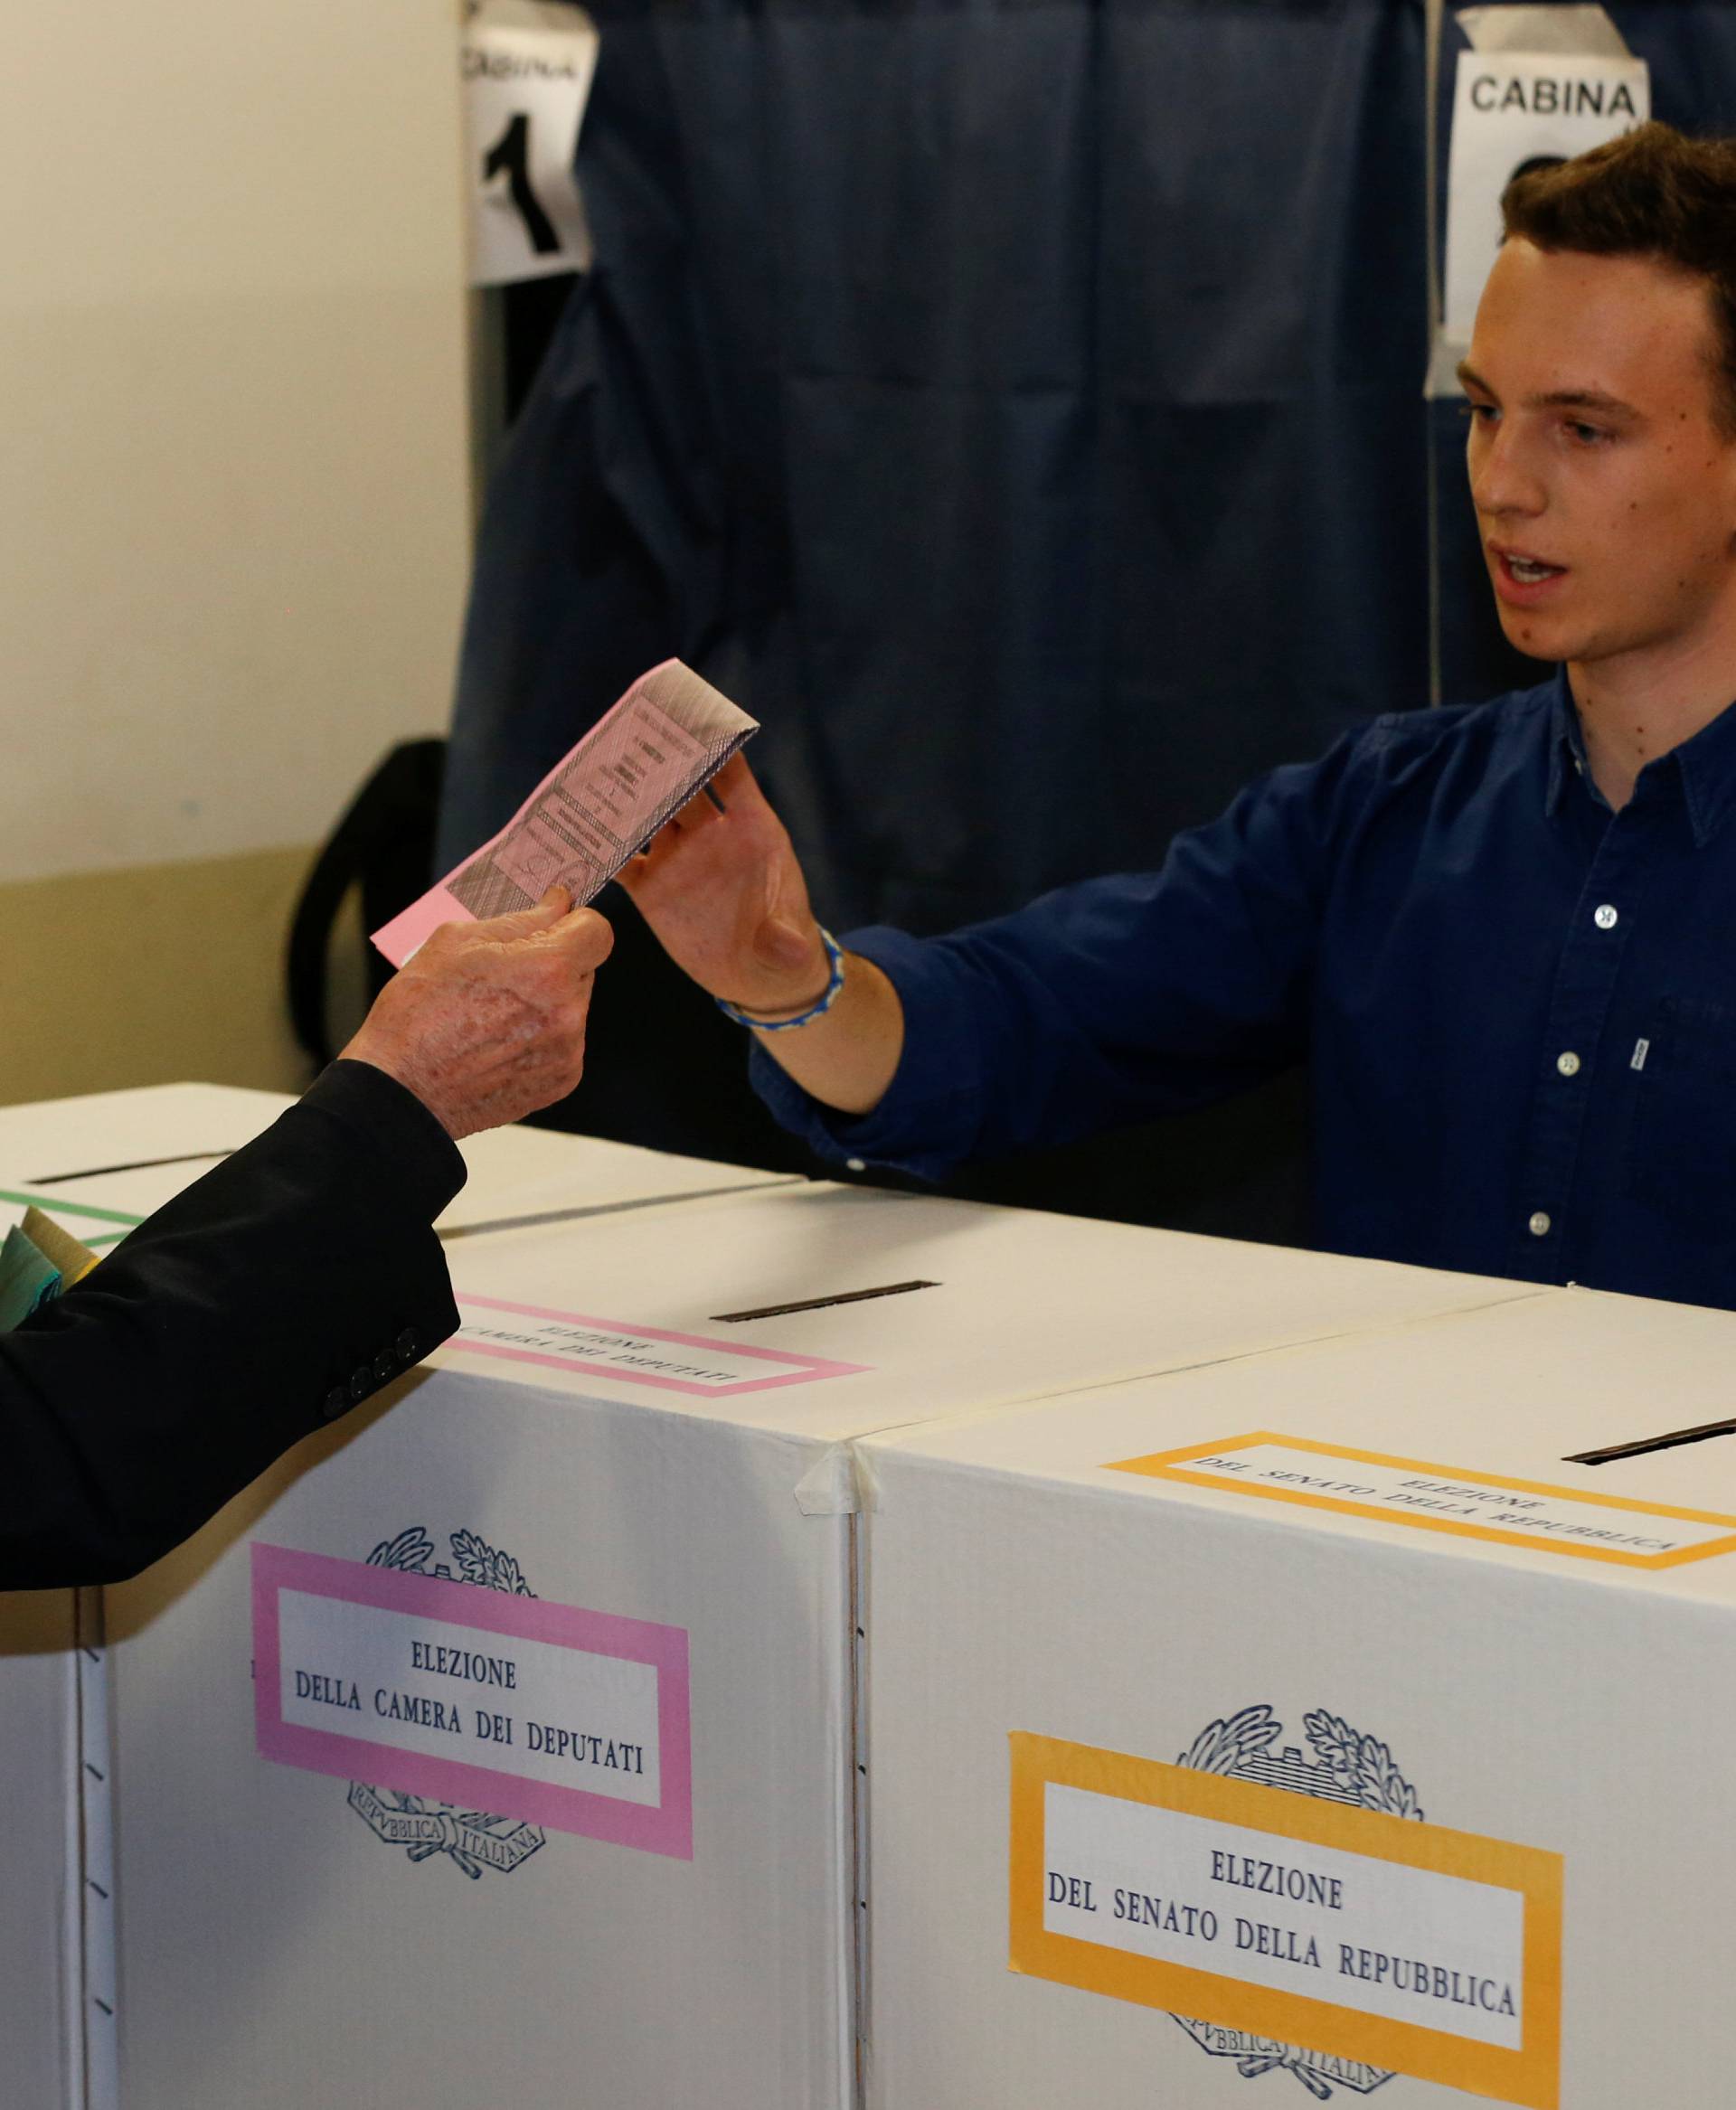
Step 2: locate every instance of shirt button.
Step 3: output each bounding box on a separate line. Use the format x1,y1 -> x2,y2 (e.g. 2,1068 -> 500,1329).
1528,1211 -> 1552,1239
845,1158 -> 867,1174
1594,904 -> 1618,929
1556,1051 -> 1581,1077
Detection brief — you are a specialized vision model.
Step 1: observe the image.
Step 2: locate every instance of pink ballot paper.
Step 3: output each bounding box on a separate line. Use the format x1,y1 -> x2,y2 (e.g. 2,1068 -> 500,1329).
373,659 -> 759,966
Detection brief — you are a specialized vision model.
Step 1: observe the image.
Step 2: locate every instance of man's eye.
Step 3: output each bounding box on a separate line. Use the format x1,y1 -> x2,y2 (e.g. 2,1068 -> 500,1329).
1462,400 -> 1497,423
1566,420 -> 1607,445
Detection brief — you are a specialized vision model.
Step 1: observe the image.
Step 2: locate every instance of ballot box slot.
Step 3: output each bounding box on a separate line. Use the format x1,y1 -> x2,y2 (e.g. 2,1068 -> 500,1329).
438,1176 -> 803,1241
1566,1415 -> 1736,1465
30,1149 -> 235,1182
711,1279 -> 939,1323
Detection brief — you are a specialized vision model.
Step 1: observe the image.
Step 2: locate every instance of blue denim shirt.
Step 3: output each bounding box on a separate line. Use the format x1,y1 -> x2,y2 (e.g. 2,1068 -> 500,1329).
753,670 -> 1736,1307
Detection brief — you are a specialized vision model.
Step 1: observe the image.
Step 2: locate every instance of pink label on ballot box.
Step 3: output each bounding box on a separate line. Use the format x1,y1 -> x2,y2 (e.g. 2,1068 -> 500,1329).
450,1294 -> 872,1396
253,1544 -> 693,1857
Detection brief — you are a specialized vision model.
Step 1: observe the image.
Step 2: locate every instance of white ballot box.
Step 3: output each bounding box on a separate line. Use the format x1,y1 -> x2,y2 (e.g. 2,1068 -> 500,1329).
0,1589 -> 79,2109
856,1284 -> 1736,2110
101,1183 -> 1535,2110
0,1082 -> 788,2110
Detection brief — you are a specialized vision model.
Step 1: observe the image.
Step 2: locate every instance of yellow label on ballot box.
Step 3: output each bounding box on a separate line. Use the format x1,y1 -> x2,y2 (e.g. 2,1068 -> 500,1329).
1108,1432 -> 1736,1568
1010,1732 -> 1562,2108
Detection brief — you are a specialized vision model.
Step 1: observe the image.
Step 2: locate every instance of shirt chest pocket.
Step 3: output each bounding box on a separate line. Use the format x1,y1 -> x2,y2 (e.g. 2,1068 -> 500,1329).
1625,996 -> 1736,1220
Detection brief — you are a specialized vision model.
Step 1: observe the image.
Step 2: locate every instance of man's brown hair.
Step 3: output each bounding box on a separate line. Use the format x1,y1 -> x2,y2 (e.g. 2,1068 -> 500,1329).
1502,122 -> 1736,437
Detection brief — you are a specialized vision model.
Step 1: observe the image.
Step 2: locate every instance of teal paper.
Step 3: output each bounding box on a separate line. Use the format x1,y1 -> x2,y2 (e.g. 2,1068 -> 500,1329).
0,1225 -> 63,1331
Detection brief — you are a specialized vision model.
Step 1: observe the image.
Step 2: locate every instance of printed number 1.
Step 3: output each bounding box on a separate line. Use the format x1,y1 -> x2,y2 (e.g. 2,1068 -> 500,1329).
484,111 -> 561,255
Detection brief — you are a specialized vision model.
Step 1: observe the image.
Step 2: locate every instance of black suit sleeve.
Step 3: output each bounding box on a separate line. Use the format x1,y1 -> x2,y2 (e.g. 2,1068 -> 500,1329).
0,1061 -> 467,1591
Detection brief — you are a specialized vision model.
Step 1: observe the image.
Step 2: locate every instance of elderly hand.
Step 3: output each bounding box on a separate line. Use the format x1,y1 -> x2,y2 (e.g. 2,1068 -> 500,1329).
342,889 -> 613,1138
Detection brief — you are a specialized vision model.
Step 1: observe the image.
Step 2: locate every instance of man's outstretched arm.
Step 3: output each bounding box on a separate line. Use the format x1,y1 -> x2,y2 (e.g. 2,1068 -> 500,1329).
623,737 -> 1354,1184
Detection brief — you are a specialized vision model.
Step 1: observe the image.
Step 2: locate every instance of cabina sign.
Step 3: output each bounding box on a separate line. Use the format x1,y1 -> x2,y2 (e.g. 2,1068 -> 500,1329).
1442,46 -> 1649,350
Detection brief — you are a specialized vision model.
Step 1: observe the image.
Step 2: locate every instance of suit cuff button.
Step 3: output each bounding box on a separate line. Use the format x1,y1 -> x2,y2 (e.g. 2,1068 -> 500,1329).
396,1327 -> 420,1363
323,1385 -> 349,1422
348,1367 -> 371,1403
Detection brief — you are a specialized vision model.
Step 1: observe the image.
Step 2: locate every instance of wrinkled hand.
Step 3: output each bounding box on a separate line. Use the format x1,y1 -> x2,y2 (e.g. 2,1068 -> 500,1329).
343,890 -> 613,1138
616,755 -> 828,1014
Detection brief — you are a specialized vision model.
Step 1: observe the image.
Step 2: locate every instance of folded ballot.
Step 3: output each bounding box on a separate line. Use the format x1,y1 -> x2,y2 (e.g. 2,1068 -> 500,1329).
0,1207 -> 101,1330
373,660 -> 758,966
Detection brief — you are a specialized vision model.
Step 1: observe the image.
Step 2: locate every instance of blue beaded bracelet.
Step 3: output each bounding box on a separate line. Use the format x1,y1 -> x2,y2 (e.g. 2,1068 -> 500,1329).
715,927 -> 845,1031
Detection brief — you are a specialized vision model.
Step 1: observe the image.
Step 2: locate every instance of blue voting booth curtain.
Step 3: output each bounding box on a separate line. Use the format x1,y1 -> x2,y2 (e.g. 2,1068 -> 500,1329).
439,0 -> 1733,1221
446,0 -> 1431,932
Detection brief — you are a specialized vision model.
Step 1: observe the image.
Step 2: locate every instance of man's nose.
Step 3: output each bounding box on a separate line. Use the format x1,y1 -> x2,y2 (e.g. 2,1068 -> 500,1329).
1470,422 -> 1545,518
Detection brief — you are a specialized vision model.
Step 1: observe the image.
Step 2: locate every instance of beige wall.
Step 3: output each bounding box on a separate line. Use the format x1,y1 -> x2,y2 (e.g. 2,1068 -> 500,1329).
0,2 -> 473,1106
0,850 -> 379,1105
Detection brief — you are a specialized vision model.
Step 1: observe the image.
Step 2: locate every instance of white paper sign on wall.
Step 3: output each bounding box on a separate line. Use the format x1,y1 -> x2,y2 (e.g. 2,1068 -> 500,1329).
462,18 -> 599,286
1441,32 -> 1648,351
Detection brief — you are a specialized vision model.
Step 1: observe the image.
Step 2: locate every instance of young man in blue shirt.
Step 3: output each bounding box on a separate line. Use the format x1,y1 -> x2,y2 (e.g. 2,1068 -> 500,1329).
622,123 -> 1736,1308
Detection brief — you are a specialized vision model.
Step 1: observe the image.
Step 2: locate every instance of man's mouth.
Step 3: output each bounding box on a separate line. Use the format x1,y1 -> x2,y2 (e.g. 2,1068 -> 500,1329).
1493,546 -> 1567,588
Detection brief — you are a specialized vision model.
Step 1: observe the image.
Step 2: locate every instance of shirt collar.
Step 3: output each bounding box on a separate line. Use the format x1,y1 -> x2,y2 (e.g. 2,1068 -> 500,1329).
1545,665 -> 1736,846
1543,670 -> 1597,818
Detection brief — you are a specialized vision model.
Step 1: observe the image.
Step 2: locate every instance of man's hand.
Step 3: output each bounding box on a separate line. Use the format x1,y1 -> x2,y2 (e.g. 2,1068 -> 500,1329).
615,755 -> 831,1017
618,754 -> 905,1116
342,890 -> 612,1139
